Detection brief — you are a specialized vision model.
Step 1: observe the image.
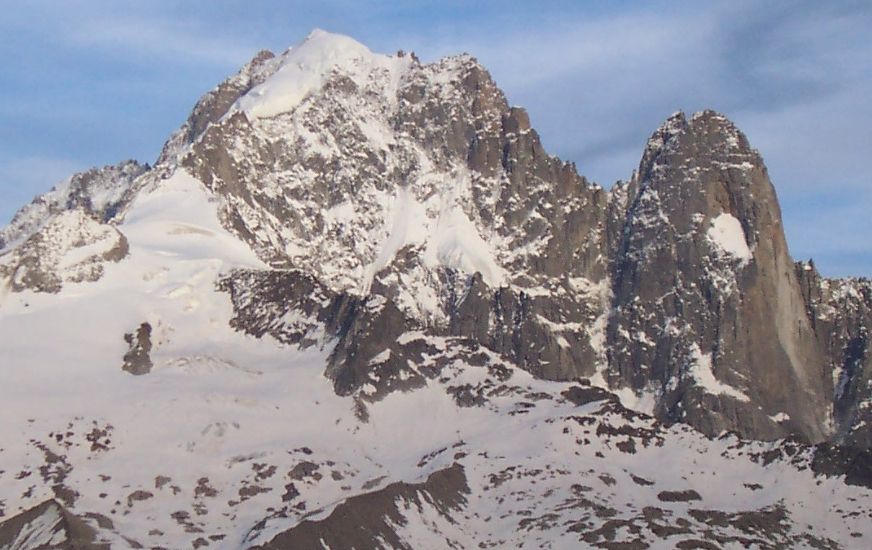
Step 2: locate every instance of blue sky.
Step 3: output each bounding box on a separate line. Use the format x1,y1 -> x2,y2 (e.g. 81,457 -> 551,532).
1,0 -> 870,276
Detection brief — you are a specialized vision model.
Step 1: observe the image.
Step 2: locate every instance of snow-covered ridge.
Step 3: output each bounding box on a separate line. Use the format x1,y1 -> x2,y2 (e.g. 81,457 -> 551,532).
0,160 -> 146,254
362,177 -> 508,294
234,29 -> 414,119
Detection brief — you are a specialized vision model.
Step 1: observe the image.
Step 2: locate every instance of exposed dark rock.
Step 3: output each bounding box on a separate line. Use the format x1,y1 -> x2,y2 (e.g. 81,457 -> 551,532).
657,489 -> 702,502
126,490 -> 153,507
811,442 -> 872,489
0,499 -> 109,549
607,111 -> 831,444
250,463 -> 468,549
797,263 -> 872,449
122,322 -> 153,375
630,474 -> 654,486
562,384 -> 616,407
287,461 -> 320,481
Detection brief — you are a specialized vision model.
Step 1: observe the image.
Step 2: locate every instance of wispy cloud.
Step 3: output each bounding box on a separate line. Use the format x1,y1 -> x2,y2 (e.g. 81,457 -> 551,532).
3,1 -> 258,68
64,15 -> 257,67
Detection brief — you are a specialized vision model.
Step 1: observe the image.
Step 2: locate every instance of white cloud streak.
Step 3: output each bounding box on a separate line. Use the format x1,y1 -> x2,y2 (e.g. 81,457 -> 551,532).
5,1 -> 257,67
65,16 -> 257,67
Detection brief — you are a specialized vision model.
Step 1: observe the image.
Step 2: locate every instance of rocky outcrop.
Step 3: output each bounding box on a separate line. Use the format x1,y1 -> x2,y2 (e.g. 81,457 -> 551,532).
797,263 -> 872,448
0,499 -> 109,549
0,160 -> 144,293
0,210 -> 129,293
122,322 -> 153,375
0,160 -> 145,252
249,464 -> 469,549
605,111 -> 832,443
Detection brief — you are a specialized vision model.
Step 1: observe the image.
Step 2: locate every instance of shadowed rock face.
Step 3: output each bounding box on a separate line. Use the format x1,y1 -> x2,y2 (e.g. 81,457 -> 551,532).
0,499 -> 108,549
797,264 -> 872,448
249,464 -> 469,549
606,111 -> 832,442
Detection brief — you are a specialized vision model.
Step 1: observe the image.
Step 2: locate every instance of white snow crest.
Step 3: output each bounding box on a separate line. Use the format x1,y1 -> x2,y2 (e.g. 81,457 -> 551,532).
236,29 -> 412,119
706,213 -> 752,265
363,179 -> 507,294
426,200 -> 506,288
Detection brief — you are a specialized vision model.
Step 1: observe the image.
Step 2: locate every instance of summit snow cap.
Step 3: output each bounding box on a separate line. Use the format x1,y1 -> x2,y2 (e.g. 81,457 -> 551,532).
234,29 -> 413,119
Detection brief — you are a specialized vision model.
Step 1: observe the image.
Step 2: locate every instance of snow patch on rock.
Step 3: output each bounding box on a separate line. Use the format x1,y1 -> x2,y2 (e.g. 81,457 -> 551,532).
613,385 -> 659,416
688,344 -> 750,402
706,213 -> 752,264
770,412 -> 790,423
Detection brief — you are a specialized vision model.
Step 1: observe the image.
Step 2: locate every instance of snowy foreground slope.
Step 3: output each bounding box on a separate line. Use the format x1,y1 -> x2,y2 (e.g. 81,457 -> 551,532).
1,30 -> 871,548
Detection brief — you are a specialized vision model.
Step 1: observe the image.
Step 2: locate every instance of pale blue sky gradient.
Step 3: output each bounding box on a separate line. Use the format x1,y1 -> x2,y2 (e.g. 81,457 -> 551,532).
1,1 -> 870,276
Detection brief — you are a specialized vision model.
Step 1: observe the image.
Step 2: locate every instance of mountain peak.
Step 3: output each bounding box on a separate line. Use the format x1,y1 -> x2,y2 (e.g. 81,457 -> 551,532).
636,108 -> 759,190
689,109 -> 753,154
235,29 -> 409,119
292,28 -> 373,58
637,110 -> 688,176
302,27 -> 355,44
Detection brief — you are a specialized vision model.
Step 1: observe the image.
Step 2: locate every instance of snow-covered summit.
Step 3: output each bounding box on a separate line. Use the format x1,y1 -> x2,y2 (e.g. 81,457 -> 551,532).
234,29 -> 414,119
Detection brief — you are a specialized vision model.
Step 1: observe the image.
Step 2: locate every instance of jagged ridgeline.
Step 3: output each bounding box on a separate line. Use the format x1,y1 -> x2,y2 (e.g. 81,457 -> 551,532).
0,29 -> 870,548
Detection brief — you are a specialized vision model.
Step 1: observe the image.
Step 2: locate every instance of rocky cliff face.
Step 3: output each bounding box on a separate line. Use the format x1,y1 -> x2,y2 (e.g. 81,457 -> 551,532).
798,263 -> 872,448
606,111 -> 832,442
0,161 -> 144,293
